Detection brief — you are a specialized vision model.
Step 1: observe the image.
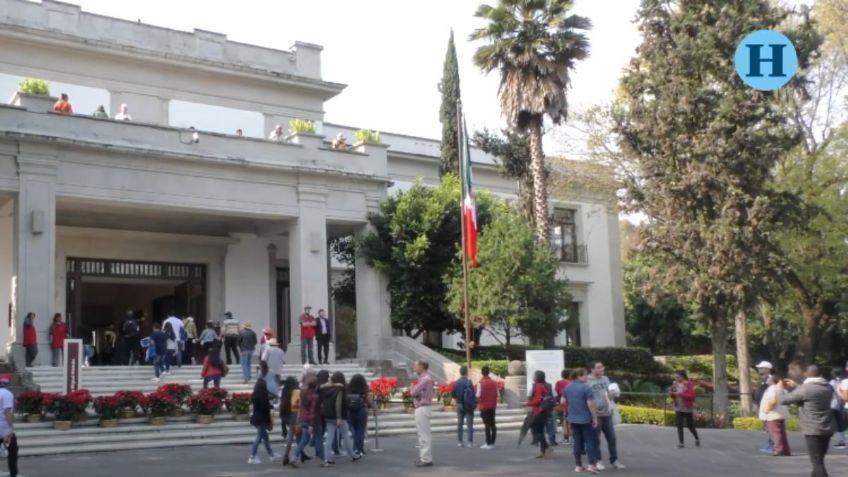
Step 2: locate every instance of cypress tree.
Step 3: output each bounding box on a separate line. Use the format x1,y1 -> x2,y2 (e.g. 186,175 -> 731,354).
438,30 -> 461,177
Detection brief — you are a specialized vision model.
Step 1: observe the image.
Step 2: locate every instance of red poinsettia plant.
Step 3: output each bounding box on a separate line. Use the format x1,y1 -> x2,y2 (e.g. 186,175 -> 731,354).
369,377 -> 399,407
226,392 -> 251,415
144,389 -> 178,417
158,383 -> 192,406
187,392 -> 223,415
437,382 -> 454,406
17,390 -> 46,416
113,390 -> 147,413
93,394 -> 122,420
43,389 -> 92,421
200,387 -> 228,401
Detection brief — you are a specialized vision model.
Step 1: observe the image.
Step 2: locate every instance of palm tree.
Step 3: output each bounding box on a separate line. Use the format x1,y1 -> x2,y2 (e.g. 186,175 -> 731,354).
471,0 -> 590,242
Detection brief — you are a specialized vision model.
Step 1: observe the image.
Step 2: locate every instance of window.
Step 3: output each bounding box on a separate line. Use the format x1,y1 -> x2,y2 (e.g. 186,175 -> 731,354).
552,209 -> 579,263
564,302 -> 581,347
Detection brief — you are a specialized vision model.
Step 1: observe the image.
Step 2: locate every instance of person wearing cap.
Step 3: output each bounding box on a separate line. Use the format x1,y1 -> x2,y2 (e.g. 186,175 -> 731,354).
222,312 -> 241,366
299,306 -> 317,365
239,322 -> 258,384
261,338 -> 286,386
0,373 -> 18,477
754,361 -> 775,454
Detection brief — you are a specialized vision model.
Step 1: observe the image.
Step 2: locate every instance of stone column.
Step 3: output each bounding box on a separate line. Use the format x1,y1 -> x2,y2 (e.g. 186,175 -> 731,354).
13,153 -> 57,365
355,194 -> 391,362
287,186 -> 328,364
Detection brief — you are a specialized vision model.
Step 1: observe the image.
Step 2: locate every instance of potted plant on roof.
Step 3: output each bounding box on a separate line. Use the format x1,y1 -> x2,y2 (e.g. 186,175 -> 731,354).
17,390 -> 46,423
44,389 -> 92,430
144,389 -> 177,425
189,389 -> 224,424
353,129 -> 381,145
285,118 -> 323,148
94,394 -> 121,428
226,392 -> 251,421
11,78 -> 56,112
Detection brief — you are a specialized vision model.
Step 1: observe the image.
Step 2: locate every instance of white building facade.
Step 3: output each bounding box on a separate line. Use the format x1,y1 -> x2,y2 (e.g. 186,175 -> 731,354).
0,0 -> 624,365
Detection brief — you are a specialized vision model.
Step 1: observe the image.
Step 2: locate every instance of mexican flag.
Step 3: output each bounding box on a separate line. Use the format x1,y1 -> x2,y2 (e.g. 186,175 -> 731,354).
461,118 -> 478,268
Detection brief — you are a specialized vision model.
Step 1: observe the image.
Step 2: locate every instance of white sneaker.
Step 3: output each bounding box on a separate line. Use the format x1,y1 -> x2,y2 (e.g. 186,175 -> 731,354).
596,463 -> 607,471
151,377 -> 160,382
458,442 -> 464,448
612,461 -> 626,469
480,444 -> 490,450
270,453 -> 283,461
248,456 -> 262,465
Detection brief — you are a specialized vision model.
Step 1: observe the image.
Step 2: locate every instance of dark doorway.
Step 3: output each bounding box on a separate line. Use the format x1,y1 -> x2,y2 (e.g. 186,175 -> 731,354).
275,268 -> 290,345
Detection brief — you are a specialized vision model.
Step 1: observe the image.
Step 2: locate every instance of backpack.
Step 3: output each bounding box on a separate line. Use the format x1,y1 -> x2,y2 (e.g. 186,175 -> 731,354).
347,392 -> 364,413
540,383 -> 556,413
321,386 -> 340,419
460,380 -> 477,412
122,319 -> 140,337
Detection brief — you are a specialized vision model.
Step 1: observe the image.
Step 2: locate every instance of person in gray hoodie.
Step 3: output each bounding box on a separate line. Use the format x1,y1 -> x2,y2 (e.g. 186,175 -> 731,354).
778,365 -> 835,477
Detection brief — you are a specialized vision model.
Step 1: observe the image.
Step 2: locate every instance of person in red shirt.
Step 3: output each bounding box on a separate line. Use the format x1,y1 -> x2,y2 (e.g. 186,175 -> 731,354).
477,365 -> 500,449
526,370 -> 554,458
53,93 -> 73,114
555,369 -> 574,445
22,312 -> 38,367
299,306 -> 316,365
201,346 -> 225,388
48,313 -> 67,367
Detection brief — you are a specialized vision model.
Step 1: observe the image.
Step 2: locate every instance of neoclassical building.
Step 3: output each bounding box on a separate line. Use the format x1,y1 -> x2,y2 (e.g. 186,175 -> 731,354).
0,0 -> 624,364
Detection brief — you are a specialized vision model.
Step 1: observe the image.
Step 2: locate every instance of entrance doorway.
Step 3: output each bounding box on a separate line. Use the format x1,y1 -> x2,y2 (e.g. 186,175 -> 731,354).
275,268 -> 290,345
65,258 -> 206,364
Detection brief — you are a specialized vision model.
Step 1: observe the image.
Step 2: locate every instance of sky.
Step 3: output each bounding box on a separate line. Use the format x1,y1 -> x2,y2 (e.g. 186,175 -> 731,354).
41,0 -> 642,151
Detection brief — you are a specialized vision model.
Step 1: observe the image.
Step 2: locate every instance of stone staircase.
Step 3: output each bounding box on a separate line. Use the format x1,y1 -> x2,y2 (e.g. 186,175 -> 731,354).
18,364 -> 530,456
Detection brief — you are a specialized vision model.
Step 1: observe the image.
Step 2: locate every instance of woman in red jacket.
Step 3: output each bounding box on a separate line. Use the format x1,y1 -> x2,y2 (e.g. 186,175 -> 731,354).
23,312 -> 37,367
201,347 -> 225,388
48,313 -> 67,367
525,370 -> 554,458
669,370 -> 700,448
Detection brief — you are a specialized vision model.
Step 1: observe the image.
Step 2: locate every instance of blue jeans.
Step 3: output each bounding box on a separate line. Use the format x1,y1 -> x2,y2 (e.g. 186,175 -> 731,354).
571,422 -> 599,467
153,354 -> 165,378
546,413 -> 557,443
325,419 -> 355,459
240,351 -> 252,381
251,424 -> 273,458
295,423 -> 325,460
164,350 -> 174,372
457,409 -> 474,444
596,415 -> 619,464
174,341 -> 183,368
348,407 -> 368,454
203,376 -> 221,388
300,337 -> 314,364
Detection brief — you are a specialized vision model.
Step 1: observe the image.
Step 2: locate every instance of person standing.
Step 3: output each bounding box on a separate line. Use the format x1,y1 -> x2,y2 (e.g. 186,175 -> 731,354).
299,306 -> 317,365
149,323 -> 168,383
564,368 -> 600,474
163,313 -> 185,368
316,309 -> 332,365
120,310 -> 142,366
162,322 -> 177,376
201,346 -> 225,389
239,322 -> 258,384
48,313 -> 67,367
587,361 -> 625,470
221,312 -> 241,365
760,375 -> 791,456
0,374 -> 18,477
347,373 -> 372,457
828,369 -> 846,449
555,370 -> 573,445
183,317 -> 198,365
526,370 -> 555,459
280,376 -> 302,467
248,377 -> 281,464
452,365 -> 476,448
53,93 -> 73,113
410,360 -> 434,467
114,103 -> 132,121
198,321 -> 219,357
670,370 -> 700,448
477,365 -> 499,450
22,313 -> 37,367
754,360 -> 776,454
778,365 -> 835,477
261,338 -> 286,381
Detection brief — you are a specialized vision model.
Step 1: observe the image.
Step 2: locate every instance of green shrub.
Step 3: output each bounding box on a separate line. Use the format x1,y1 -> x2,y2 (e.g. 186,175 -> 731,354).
618,405 -> 674,426
18,78 -> 49,96
474,360 -> 508,377
288,118 -> 316,134
354,129 -> 381,143
663,355 -> 738,379
733,417 -> 799,432
564,347 -> 670,375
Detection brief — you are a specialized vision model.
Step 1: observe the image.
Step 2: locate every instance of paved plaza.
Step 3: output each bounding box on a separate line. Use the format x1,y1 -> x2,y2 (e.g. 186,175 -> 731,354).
14,425 -> 848,477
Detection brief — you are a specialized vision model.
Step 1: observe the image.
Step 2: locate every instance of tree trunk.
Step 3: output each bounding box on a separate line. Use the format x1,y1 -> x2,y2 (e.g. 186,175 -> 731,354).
528,117 -> 550,243
505,324 -> 512,361
710,317 -> 730,427
734,310 -> 754,417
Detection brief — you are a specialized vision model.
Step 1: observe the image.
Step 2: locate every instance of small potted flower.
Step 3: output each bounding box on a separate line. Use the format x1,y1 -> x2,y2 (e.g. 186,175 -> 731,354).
44,389 -> 92,430
401,389 -> 414,413
144,390 -> 178,425
94,394 -> 121,428
368,377 -> 399,410
438,382 -> 455,411
114,390 -> 146,419
158,383 -> 192,416
226,392 -> 251,420
17,390 -> 45,423
188,390 -> 224,424
202,387 -> 229,402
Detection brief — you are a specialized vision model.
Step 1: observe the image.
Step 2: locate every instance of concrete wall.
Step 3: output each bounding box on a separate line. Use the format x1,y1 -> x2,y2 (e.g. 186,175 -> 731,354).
224,234 -> 273,332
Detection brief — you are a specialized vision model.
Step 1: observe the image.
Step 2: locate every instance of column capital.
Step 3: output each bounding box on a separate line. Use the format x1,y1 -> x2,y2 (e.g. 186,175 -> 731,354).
17,153 -> 58,177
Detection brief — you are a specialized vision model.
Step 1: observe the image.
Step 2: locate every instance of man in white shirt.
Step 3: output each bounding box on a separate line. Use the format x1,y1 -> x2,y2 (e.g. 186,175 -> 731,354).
114,103 -> 132,121
0,373 -> 18,477
164,313 -> 185,367
269,124 -> 285,142
261,338 -> 286,382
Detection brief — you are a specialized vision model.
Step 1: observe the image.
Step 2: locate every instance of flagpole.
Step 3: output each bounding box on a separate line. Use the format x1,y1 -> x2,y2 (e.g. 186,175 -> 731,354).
456,99 -> 472,372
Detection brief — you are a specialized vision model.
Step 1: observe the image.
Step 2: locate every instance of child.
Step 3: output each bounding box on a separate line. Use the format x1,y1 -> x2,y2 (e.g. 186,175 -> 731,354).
201,347 -> 225,388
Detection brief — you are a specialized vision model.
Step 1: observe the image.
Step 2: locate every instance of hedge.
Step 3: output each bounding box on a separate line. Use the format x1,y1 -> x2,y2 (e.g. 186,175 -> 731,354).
733,417 -> 800,432
618,405 -> 673,426
474,360 -> 508,378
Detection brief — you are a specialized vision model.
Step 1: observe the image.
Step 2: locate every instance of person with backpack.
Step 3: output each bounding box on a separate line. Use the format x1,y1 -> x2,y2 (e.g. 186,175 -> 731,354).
476,366 -> 499,450
452,365 -> 476,448
563,368 -> 601,474
162,322 -> 178,376
526,370 -> 556,459
280,376 -> 301,467
201,346 -> 225,388
248,377 -> 282,464
320,372 -> 361,467
149,323 -> 168,383
120,310 -> 141,366
347,373 -> 372,457
587,361 -> 625,470
670,370 -> 700,448
163,313 -> 185,368
828,369 -> 846,449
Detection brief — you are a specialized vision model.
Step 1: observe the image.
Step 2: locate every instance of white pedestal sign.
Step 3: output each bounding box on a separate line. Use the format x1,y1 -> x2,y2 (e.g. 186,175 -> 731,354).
525,350 -> 565,393
63,339 -> 83,393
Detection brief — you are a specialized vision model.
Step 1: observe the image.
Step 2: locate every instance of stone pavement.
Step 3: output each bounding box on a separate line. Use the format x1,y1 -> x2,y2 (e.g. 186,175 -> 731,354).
13,425 -> 848,477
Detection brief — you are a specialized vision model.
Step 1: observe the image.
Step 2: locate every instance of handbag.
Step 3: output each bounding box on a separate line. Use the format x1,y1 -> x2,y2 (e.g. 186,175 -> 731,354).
294,423 -> 303,439
266,419 -> 274,432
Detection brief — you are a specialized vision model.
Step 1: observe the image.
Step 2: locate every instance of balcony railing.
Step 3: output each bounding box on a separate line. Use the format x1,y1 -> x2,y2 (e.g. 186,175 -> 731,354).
558,244 -> 588,265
